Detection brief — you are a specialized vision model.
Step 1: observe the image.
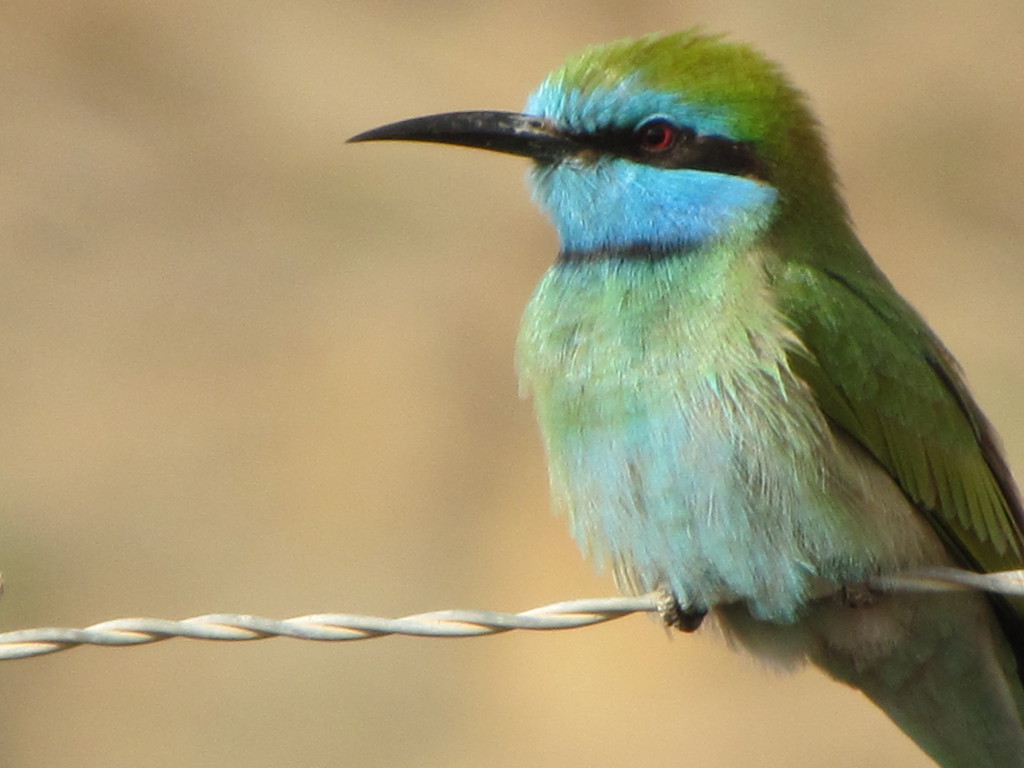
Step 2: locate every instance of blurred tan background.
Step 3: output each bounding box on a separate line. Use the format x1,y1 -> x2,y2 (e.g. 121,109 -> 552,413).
1,1 -> 1022,766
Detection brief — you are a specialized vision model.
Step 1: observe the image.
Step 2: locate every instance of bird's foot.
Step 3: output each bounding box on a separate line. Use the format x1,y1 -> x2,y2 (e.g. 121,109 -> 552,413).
656,589 -> 707,632
837,583 -> 878,608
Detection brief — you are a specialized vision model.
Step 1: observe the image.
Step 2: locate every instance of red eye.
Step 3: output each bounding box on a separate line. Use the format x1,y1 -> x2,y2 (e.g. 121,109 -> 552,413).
636,118 -> 677,152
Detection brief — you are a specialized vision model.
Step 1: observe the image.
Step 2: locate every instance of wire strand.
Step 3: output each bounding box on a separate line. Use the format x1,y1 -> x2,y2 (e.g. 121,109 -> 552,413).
0,596 -> 660,661
0,568 -> 1021,661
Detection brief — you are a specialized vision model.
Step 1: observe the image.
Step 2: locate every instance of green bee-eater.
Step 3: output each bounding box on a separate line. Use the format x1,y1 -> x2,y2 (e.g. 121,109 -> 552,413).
351,31 -> 1024,766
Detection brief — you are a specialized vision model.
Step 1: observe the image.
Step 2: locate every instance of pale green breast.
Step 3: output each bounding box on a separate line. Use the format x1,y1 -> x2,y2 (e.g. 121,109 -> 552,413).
516,247 -> 945,621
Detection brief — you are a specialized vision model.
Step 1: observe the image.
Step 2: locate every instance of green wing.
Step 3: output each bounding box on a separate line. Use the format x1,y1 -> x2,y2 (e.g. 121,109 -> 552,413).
775,256 -> 1024,621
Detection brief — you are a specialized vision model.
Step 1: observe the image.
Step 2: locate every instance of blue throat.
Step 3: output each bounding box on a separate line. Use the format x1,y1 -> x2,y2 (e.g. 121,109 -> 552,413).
532,160 -> 777,260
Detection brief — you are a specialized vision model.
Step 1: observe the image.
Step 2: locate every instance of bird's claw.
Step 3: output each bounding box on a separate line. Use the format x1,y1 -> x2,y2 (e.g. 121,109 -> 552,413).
656,589 -> 707,632
838,583 -> 878,608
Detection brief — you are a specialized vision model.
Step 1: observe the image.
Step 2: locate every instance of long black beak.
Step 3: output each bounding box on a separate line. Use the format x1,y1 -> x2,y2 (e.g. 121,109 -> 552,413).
348,110 -> 576,163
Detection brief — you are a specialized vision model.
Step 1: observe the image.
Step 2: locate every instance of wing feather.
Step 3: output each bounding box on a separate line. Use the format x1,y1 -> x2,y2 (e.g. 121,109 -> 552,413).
776,260 -> 1024,574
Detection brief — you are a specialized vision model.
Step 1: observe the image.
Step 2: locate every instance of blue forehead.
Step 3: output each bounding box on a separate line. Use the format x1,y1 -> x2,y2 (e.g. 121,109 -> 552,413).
525,76 -> 735,138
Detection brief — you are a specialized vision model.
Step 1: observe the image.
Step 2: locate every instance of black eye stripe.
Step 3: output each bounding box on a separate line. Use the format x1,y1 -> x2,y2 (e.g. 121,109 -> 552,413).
578,125 -> 768,182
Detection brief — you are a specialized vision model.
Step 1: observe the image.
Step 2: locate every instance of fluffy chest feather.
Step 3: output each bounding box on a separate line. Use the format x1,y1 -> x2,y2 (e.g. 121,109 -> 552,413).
517,248 -> 937,621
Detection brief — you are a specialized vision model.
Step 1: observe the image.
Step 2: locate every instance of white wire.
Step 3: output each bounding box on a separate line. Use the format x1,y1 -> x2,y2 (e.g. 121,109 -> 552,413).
0,596 -> 659,661
0,567 -> 1020,661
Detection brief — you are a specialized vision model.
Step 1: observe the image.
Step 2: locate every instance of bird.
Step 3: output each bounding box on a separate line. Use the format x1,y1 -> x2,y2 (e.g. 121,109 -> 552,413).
349,31 -> 1024,766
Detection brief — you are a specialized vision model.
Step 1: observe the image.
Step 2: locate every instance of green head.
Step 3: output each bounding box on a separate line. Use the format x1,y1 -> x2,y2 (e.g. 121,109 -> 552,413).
351,31 -> 850,259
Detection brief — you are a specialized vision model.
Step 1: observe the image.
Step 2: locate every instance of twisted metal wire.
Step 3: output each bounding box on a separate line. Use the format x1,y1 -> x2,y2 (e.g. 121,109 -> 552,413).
0,567 -> 1021,661
0,596 -> 659,661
